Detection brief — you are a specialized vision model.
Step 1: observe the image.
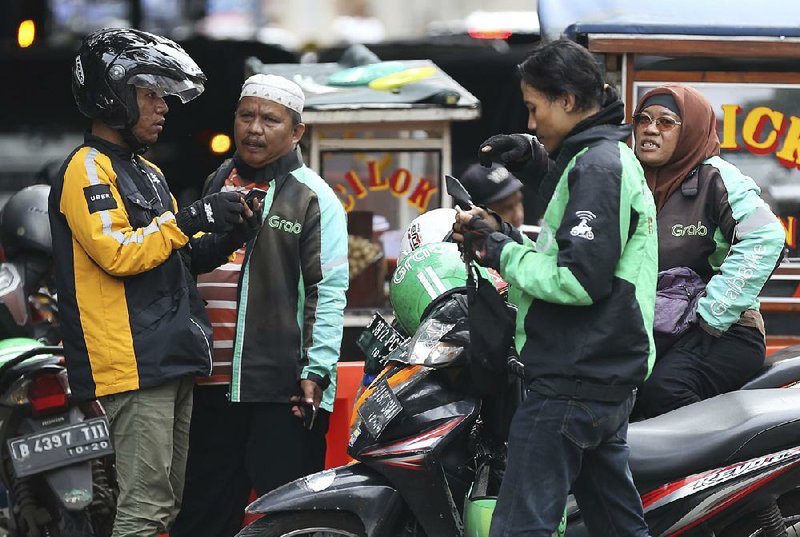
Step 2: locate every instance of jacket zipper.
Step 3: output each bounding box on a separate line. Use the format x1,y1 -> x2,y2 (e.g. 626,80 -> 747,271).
132,156 -> 164,207
189,317 -> 213,375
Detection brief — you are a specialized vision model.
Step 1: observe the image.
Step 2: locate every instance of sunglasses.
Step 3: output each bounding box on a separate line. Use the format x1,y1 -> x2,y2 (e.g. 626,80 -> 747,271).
633,113 -> 682,132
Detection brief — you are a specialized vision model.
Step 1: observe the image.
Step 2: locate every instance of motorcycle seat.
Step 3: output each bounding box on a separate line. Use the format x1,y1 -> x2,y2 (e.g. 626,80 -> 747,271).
741,354 -> 800,389
628,388 -> 800,485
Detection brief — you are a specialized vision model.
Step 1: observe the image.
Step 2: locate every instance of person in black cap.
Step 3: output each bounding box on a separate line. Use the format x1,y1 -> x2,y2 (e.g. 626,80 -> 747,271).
460,162 -> 525,228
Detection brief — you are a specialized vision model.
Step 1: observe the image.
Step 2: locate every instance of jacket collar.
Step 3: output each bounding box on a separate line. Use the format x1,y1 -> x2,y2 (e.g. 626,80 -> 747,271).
549,86 -> 629,162
232,147 -> 303,185
83,131 -> 137,160
538,88 -> 630,206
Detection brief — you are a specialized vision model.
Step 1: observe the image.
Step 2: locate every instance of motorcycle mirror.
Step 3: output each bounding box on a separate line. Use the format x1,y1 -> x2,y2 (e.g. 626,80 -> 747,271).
445,175 -> 474,211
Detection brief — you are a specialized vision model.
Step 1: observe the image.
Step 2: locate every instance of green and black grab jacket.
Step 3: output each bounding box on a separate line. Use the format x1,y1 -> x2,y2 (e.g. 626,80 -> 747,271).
204,151 -> 349,412
483,99 -> 658,392
655,157 -> 785,335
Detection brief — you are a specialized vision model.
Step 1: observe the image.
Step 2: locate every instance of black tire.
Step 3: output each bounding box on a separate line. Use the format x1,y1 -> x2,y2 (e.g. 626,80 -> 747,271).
236,512 -> 366,537
87,457 -> 116,537
60,508 -> 94,537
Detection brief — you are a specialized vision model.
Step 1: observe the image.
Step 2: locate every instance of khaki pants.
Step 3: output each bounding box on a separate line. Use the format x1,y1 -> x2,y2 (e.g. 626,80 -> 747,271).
100,377 -> 194,537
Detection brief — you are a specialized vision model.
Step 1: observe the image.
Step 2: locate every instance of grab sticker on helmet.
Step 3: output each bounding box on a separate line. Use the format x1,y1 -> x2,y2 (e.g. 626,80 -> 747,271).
399,208 -> 457,257
390,242 -> 491,334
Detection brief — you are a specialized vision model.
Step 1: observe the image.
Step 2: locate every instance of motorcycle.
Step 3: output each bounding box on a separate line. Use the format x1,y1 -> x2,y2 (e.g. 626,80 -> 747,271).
0,185 -> 117,536
0,342 -> 116,537
234,270 -> 800,535
237,287 -> 520,537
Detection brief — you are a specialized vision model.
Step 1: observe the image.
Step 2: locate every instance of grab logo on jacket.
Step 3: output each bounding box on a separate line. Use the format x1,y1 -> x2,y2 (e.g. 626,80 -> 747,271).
268,214 -> 302,234
671,221 -> 708,237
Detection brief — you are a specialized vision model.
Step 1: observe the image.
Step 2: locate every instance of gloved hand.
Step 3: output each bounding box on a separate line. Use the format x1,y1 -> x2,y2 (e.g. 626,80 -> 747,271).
222,204 -> 262,252
176,191 -> 244,236
461,216 -> 499,265
479,134 -> 541,171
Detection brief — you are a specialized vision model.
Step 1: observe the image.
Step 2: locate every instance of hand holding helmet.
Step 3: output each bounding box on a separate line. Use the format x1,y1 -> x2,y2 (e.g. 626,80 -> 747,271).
452,207 -> 500,265
176,192 -> 245,236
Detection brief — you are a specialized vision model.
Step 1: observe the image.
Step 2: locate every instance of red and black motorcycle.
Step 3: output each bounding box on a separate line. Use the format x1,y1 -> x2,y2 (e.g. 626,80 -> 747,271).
235,285 -> 800,537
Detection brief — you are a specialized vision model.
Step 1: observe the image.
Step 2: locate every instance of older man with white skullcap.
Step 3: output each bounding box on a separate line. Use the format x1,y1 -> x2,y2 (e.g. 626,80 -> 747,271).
173,74 -> 349,537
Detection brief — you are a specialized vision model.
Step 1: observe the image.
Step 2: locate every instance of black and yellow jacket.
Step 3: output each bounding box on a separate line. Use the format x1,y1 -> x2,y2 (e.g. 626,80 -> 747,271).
49,133 -> 214,400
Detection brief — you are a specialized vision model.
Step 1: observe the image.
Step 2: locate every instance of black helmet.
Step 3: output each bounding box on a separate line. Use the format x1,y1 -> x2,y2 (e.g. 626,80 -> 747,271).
72,28 -> 206,130
0,185 -> 52,258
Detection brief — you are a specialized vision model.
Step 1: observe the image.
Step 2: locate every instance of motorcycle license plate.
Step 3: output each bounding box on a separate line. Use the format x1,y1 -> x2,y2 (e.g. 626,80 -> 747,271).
358,377 -> 403,439
8,417 -> 114,478
356,313 -> 406,362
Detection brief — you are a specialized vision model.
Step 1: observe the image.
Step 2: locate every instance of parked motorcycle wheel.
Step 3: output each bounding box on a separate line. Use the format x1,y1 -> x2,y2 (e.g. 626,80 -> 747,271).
237,512 -> 366,537
60,508 -> 95,536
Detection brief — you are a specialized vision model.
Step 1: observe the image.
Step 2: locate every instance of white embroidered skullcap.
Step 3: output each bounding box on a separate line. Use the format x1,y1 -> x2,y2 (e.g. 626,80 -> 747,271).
240,74 -> 305,114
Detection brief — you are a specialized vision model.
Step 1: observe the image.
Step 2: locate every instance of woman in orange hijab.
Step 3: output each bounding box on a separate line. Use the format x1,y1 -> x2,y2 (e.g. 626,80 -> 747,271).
633,83 -> 785,419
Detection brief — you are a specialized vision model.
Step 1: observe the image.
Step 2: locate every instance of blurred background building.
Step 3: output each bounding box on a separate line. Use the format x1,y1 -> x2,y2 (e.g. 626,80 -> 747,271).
0,0 -> 540,207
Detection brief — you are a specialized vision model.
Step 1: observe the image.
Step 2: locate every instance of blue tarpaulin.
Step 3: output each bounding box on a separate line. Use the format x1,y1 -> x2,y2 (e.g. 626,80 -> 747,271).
538,0 -> 800,42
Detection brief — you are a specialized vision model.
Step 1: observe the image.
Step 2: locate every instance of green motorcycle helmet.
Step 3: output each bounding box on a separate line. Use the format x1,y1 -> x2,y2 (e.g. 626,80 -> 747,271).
390,242 -> 489,335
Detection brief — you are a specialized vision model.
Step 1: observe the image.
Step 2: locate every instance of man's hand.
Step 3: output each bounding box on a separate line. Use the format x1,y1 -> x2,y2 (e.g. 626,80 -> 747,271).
176,191 -> 245,236
290,379 -> 323,420
233,196 -> 263,242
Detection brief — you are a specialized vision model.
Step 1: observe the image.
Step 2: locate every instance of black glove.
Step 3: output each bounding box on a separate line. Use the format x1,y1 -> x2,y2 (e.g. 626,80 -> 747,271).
479,134 -> 536,171
221,206 -> 262,253
462,216 -> 500,265
176,191 -> 244,236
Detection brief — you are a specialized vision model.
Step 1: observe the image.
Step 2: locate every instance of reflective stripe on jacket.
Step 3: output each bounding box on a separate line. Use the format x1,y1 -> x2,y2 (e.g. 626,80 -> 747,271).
49,134 -> 213,400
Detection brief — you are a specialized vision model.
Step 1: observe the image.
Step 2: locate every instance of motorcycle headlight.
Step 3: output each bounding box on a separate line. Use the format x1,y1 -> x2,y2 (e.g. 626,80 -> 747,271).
403,317 -> 463,367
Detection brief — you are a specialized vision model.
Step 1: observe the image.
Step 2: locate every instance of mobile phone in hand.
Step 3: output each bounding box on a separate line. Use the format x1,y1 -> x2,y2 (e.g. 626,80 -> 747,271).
298,400 -> 317,430
244,187 -> 268,210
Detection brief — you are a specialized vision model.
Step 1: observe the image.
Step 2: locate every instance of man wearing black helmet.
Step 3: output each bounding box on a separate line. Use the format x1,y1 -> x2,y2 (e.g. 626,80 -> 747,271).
49,28 -> 259,537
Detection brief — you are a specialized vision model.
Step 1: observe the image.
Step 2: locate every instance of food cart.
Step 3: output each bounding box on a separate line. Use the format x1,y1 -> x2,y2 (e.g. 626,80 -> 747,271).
538,0 -> 800,348
246,57 -> 480,466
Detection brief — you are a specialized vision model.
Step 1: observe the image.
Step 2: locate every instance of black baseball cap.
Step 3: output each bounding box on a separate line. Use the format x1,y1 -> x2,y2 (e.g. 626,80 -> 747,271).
459,163 -> 523,205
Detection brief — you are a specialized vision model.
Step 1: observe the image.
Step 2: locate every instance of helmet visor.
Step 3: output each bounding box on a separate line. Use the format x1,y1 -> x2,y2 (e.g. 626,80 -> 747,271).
128,73 -> 204,103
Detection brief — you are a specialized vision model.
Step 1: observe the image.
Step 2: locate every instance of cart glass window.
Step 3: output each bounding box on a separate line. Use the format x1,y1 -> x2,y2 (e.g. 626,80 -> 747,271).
322,149 -> 442,258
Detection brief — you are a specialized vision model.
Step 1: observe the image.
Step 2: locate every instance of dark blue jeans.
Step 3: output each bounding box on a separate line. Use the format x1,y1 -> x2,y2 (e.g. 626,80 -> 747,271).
489,390 -> 650,537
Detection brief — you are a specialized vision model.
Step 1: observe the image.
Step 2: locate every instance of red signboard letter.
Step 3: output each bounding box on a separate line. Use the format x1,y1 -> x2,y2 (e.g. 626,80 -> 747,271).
779,216 -> 797,249
344,170 -> 368,199
407,178 -> 439,212
367,160 -> 388,191
389,169 -> 412,197
776,116 -> 800,169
